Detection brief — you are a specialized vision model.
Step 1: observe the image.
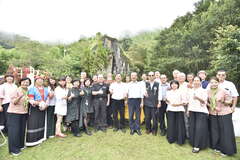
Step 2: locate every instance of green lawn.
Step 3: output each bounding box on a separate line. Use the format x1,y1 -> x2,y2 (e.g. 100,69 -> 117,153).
0,128 -> 239,160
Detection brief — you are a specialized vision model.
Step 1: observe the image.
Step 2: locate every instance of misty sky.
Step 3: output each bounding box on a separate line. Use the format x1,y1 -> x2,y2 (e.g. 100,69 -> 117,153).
0,0 -> 199,43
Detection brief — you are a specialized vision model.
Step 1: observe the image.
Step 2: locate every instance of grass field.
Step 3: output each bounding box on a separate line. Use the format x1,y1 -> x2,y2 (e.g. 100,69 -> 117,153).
0,128 -> 240,160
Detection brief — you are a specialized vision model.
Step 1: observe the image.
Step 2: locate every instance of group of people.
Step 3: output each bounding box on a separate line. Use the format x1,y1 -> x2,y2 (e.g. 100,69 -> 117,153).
0,70 -> 238,157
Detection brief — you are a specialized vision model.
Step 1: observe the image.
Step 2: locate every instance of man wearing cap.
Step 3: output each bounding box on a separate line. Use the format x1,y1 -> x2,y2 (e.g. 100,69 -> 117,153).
0,74 -> 17,134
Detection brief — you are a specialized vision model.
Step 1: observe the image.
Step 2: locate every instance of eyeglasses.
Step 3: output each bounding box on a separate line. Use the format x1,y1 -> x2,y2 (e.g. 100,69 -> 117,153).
149,75 -> 154,76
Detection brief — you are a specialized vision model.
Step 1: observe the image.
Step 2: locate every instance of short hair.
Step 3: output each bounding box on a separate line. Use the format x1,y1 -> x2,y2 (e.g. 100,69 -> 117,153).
84,78 -> 92,85
209,76 -> 219,82
19,77 -> 31,86
187,73 -> 195,77
217,70 -> 226,74
197,70 -> 207,76
170,80 -> 180,89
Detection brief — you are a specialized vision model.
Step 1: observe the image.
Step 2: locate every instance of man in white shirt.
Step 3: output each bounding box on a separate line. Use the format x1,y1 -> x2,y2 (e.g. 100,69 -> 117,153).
109,74 -> 127,133
159,74 -> 170,136
216,70 -> 239,111
126,72 -> 144,135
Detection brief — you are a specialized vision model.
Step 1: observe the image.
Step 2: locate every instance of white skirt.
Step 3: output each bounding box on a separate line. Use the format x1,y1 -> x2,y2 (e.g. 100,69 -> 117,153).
54,103 -> 67,116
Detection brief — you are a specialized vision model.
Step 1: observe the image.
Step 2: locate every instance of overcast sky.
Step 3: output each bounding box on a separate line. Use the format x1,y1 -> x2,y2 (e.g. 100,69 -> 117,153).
0,0 -> 199,43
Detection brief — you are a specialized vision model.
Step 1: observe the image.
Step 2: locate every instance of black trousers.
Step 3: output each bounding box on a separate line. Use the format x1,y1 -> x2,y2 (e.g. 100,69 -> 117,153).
46,106 -> 56,138
159,101 -> 167,132
7,113 -> 27,153
167,111 -> 186,145
189,112 -> 209,149
106,99 -> 113,127
71,120 -> 80,135
128,98 -> 141,131
209,114 -> 237,155
94,98 -> 107,128
112,99 -> 125,129
145,106 -> 158,132
0,103 -> 10,134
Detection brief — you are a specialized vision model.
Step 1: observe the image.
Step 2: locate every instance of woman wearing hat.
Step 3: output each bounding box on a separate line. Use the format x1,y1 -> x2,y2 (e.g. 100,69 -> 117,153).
7,77 -> 31,156
0,74 -> 17,134
26,76 -> 49,146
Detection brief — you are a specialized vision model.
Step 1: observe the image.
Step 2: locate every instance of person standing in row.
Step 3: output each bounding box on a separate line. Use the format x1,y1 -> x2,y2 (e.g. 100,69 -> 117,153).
66,79 -> 81,137
54,77 -> 68,138
7,78 -> 31,156
144,71 -> 161,136
46,77 -> 57,138
80,78 -> 94,136
26,76 -> 49,146
92,74 -> 110,132
106,73 -> 113,128
198,70 -> 208,89
166,80 -> 187,145
188,76 -> 209,153
159,74 -> 169,136
208,77 -> 237,156
0,74 -> 17,134
126,72 -> 144,136
109,74 -> 127,133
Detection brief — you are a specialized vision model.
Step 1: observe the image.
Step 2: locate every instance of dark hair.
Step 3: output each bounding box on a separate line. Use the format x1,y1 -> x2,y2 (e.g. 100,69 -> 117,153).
59,77 -> 66,81
19,77 -> 31,86
187,73 -> 195,77
84,78 -> 92,86
170,80 -> 180,89
72,79 -> 80,82
209,76 -> 219,82
4,73 -> 14,79
48,77 -> 57,90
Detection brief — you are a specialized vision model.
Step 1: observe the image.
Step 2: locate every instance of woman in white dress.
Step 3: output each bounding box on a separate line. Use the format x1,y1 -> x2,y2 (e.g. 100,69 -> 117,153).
54,77 -> 68,138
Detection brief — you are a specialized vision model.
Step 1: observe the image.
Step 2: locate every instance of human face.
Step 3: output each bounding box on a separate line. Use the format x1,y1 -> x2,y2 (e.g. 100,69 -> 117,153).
81,72 -> 87,79
115,74 -> 122,83
59,80 -> 66,87
160,75 -> 167,84
20,79 -> 30,89
73,81 -> 80,88
131,73 -> 137,82
198,72 -> 206,81
92,75 -> 98,82
155,72 -> 160,79
187,75 -> 194,83
178,74 -> 186,83
216,71 -> 226,82
141,74 -> 147,81
125,76 -> 130,83
66,76 -> 72,83
210,79 -> 219,89
36,78 -> 43,86
148,72 -> 155,81
49,79 -> 56,85
6,76 -> 14,83
193,77 -> 201,88
98,75 -> 104,83
171,83 -> 178,90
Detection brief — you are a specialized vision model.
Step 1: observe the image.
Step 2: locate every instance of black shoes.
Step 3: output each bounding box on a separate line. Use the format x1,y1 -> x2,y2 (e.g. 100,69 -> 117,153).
113,128 -> 119,132
152,131 -> 157,136
146,130 -> 151,134
160,130 -> 166,136
85,129 -> 92,136
74,133 -> 82,137
130,130 -> 135,135
136,130 -> 142,136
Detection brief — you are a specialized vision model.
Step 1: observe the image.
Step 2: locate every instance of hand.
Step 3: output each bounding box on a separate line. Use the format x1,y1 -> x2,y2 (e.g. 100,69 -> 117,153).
157,103 -> 161,108
171,103 -> 178,107
107,101 -> 110,106
98,90 -> 103,94
144,93 -> 148,97
62,96 -> 68,100
0,105 -> 3,112
80,90 -> 84,95
140,103 -> 144,108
